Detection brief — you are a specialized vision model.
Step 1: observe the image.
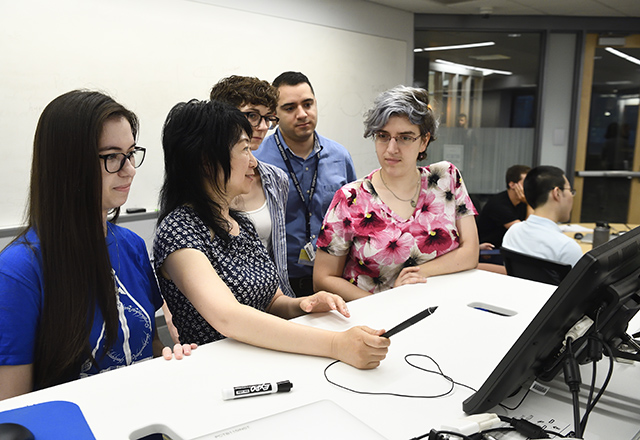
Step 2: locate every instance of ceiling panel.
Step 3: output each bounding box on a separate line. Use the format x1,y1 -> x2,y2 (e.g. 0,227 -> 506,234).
367,0 -> 640,17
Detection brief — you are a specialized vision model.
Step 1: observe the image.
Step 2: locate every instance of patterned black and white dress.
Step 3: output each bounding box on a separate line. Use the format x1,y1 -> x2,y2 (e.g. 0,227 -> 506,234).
153,205 -> 279,344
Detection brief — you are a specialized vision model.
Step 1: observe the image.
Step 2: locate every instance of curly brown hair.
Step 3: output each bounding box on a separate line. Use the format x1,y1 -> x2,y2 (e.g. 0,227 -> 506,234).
210,75 -> 278,112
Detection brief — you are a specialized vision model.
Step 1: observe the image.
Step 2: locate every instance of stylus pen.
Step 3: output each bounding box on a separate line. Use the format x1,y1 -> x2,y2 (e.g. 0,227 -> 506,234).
221,380 -> 293,400
382,306 -> 438,338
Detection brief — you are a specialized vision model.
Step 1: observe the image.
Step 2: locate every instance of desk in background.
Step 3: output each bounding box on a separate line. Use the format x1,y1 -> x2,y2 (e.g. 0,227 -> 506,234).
0,270 -> 638,439
561,223 -> 639,254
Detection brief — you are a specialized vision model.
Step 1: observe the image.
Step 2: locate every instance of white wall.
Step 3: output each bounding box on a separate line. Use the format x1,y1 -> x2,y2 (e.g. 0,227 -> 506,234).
0,0 -> 413,229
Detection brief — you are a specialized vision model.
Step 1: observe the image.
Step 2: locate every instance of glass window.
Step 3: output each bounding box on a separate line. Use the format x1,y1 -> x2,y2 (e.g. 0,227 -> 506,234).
581,46 -> 640,222
414,31 -> 541,195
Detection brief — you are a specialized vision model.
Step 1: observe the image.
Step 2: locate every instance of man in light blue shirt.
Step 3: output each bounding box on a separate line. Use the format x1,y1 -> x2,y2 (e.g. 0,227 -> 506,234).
503,166 -> 583,267
254,71 -> 356,296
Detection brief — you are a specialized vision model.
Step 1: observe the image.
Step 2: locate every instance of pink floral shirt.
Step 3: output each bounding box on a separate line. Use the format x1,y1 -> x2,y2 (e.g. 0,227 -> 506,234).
317,161 -> 477,293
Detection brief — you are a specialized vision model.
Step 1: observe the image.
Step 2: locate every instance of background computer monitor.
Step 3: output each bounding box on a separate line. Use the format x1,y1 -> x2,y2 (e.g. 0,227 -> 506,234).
463,226 -> 640,414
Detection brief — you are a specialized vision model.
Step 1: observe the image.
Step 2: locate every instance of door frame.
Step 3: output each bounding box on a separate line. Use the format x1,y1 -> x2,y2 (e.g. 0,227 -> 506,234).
572,34 -> 640,223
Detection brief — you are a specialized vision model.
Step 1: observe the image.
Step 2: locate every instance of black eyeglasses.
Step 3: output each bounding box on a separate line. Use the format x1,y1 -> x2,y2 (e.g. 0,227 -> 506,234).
563,187 -> 577,196
98,146 -> 146,173
242,112 -> 279,130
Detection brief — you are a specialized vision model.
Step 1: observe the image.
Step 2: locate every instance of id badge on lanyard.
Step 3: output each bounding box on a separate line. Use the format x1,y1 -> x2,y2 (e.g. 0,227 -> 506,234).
298,241 -> 316,266
274,132 -> 318,266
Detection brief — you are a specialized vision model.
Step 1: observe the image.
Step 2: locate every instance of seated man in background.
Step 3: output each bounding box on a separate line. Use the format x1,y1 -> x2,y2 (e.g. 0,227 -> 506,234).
477,164 -> 531,249
502,165 -> 583,267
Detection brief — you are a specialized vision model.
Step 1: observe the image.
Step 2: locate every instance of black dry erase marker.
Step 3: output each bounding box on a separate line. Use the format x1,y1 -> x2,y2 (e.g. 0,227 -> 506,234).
382,306 -> 438,338
125,207 -> 146,214
221,380 -> 293,400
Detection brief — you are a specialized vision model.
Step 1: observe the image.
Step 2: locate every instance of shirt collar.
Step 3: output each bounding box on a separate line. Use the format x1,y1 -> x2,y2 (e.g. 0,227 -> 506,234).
277,128 -> 323,158
528,214 -> 562,231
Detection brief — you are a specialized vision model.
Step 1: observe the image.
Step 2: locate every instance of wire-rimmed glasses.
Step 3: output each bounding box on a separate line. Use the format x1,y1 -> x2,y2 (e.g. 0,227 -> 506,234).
373,132 -> 422,147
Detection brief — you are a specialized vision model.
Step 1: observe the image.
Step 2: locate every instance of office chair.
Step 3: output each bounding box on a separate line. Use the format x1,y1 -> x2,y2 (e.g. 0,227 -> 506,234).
500,247 -> 572,286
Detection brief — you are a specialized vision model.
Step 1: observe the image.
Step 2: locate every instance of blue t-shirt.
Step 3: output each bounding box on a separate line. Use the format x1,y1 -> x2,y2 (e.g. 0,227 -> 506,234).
0,225 -> 162,379
254,129 -> 357,278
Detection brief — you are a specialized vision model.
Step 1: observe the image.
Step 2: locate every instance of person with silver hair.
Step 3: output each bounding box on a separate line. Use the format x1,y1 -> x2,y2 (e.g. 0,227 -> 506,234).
314,86 -> 479,299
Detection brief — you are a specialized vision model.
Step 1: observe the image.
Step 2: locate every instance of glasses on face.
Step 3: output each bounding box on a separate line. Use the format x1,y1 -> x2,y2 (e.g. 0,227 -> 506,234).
562,187 -> 577,196
98,146 -> 146,174
242,111 -> 279,129
373,131 -> 422,147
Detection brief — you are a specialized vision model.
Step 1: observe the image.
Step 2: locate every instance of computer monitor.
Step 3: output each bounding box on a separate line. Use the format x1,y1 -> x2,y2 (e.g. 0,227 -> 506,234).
463,226 -> 640,414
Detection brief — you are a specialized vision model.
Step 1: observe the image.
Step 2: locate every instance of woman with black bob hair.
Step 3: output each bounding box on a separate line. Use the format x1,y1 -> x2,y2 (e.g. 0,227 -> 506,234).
154,99 -> 389,369
0,90 -> 194,400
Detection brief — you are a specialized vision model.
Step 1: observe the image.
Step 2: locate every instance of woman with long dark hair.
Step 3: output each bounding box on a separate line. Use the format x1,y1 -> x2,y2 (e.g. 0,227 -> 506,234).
153,99 -> 389,369
0,90 -> 193,400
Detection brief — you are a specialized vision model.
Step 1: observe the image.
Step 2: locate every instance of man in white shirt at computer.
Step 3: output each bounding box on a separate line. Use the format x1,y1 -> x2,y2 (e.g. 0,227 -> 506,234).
502,165 -> 583,267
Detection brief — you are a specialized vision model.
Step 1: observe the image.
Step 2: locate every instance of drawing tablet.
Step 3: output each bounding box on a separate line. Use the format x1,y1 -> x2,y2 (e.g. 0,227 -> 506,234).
194,400 -> 387,439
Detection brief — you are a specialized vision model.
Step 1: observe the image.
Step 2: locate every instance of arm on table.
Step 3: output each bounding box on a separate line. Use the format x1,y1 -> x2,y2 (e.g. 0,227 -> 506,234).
267,288 -> 350,319
395,215 -> 479,287
160,248 -> 389,369
313,250 -> 372,302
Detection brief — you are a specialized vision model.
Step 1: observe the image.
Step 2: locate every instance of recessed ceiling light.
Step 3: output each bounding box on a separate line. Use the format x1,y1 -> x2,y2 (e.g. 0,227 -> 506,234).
414,41 -> 494,53
605,47 -> 640,66
469,54 -> 510,61
435,59 -> 512,76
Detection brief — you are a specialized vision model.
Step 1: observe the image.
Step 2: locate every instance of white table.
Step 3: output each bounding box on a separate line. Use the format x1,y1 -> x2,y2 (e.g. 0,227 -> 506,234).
0,270 -> 637,439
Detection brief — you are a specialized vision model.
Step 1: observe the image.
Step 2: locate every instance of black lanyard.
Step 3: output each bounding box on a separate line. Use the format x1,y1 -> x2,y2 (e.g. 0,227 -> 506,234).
274,131 -> 318,241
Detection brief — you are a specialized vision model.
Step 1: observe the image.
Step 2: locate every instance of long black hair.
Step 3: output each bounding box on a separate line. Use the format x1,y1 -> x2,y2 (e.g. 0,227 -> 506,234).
158,99 -> 252,241
24,89 -> 138,389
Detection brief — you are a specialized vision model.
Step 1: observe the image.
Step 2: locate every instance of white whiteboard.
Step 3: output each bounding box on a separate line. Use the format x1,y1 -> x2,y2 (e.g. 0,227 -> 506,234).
0,0 -> 408,228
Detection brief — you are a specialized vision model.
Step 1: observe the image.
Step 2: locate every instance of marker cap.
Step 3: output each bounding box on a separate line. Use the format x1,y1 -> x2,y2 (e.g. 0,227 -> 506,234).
277,380 -> 293,393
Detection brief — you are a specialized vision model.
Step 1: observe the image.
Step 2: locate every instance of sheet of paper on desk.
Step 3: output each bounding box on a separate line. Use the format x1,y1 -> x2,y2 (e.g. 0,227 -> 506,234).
558,224 -> 592,233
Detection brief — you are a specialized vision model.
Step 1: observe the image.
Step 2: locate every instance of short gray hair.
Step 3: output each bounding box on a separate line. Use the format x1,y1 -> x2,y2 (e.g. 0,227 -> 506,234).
363,85 -> 437,161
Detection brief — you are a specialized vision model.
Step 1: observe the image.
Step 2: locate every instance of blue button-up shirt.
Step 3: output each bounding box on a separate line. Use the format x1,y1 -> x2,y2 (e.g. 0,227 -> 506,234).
255,129 -> 357,278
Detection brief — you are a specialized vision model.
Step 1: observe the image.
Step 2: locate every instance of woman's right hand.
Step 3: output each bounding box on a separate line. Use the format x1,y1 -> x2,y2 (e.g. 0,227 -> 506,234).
331,326 -> 390,369
394,266 -> 427,288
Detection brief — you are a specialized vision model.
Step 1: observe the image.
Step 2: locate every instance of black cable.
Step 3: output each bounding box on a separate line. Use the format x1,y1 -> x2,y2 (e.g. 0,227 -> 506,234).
498,386 -> 532,411
585,358 -> 597,423
405,354 -> 477,393
410,429 -> 476,440
498,415 -> 551,439
324,353 -> 476,399
411,412 -> 570,440
580,339 -> 615,434
484,425 -> 569,438
580,306 -> 606,434
583,330 -> 602,432
563,337 -> 582,439
323,359 -> 453,398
